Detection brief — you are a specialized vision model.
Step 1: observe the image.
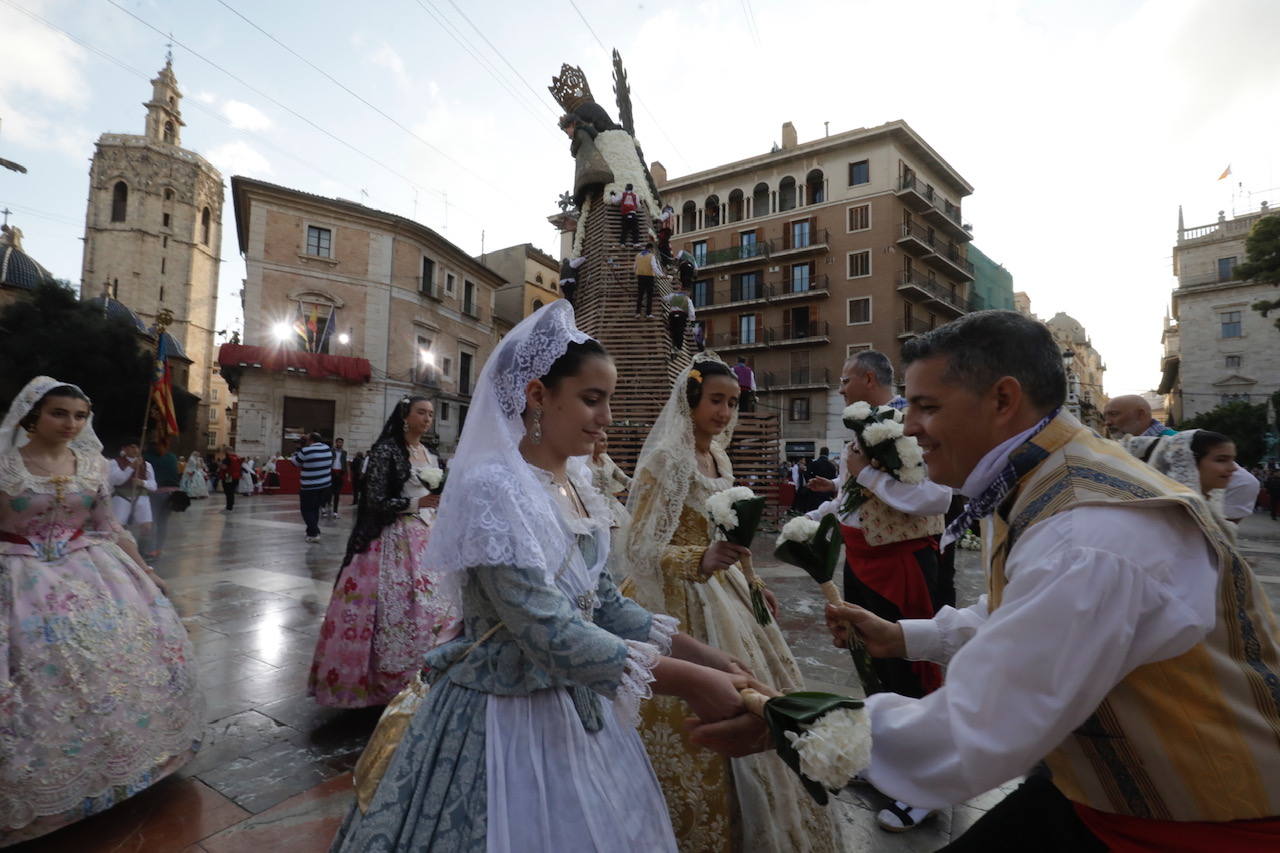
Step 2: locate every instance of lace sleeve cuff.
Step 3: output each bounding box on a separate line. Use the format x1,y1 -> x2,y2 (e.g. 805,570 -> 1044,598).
615,639 -> 662,728
647,613 -> 679,654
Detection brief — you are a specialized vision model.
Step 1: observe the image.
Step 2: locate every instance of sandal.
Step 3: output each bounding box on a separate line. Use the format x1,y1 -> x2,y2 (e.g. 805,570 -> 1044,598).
876,800 -> 934,833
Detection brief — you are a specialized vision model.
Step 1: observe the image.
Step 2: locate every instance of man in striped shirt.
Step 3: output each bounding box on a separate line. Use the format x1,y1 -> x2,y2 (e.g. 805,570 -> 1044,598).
291,432 -> 333,542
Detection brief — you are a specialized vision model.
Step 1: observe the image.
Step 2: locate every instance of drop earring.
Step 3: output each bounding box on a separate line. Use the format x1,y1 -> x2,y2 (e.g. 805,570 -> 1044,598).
530,407 -> 544,445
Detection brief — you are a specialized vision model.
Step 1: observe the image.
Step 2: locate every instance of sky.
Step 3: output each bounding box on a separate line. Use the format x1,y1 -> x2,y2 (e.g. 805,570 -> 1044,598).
2,0 -> 1278,396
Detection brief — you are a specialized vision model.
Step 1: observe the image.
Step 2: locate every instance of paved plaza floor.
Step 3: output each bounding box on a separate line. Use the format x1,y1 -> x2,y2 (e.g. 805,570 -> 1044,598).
13,495 -> 1280,851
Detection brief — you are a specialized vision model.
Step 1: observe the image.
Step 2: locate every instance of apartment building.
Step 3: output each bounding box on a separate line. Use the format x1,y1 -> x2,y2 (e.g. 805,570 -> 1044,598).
654,119 -> 975,456
483,242 -> 562,327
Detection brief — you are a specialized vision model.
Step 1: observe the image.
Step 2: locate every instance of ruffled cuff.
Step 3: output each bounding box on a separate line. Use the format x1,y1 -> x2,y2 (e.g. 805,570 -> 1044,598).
647,613 -> 679,655
614,639 -> 661,728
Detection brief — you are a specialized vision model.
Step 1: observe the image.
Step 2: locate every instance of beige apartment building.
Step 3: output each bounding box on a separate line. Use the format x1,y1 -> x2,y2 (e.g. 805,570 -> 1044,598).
483,242 -> 562,326
78,58 -> 230,449
224,177 -> 504,458
1160,203 -> 1280,422
654,119 -> 975,457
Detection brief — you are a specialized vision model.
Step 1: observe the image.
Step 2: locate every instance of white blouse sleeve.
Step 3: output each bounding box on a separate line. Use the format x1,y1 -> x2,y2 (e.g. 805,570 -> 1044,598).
855,467 -> 952,516
862,505 -> 1218,809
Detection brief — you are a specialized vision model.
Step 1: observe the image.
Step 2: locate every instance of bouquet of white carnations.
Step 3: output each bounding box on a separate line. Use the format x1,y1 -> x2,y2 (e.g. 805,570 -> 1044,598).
773,514 -> 883,696
417,466 -> 447,495
838,402 -> 926,516
739,688 -> 870,805
705,486 -> 771,625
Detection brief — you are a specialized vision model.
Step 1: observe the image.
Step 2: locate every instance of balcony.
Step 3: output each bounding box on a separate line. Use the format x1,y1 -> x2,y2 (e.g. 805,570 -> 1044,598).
896,272 -> 967,315
896,221 -> 936,256
766,274 -> 830,304
709,329 -> 772,352
777,319 -> 830,347
897,317 -> 934,339
896,175 -> 933,212
773,227 -> 830,259
760,367 -> 831,391
898,176 -> 970,241
896,271 -> 933,301
698,239 -> 773,270
926,243 -> 975,280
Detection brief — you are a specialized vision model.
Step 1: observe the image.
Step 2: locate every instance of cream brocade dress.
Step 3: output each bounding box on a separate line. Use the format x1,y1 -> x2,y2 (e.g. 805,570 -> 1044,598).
631,465 -> 837,853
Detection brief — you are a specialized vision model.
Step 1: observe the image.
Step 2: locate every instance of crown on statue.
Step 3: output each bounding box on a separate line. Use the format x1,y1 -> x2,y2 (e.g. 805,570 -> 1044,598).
549,64 -> 594,113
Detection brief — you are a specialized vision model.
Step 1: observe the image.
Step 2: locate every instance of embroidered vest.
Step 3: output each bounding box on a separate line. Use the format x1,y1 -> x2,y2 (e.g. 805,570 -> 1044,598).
983,412 -> 1280,821
858,493 -> 943,547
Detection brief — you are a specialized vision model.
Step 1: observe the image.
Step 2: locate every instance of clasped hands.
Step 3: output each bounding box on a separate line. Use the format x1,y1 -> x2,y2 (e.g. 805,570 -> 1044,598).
682,601 -> 903,758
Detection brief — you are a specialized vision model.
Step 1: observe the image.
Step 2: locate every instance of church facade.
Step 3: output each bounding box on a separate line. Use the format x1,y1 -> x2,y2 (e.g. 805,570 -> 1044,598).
79,58 -> 229,449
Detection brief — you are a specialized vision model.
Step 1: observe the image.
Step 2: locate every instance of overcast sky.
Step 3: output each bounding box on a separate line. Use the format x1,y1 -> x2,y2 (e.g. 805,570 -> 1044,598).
3,0 -> 1278,395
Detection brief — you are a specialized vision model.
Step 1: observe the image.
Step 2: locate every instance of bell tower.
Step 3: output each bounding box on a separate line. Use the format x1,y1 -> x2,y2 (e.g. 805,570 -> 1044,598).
144,55 -> 185,146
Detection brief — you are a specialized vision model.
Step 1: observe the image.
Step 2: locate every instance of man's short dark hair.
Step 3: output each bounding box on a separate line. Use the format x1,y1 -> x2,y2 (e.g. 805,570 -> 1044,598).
819,446 -> 829,456
309,431 -> 323,442
847,350 -> 894,388
901,310 -> 1067,410
335,437 -> 344,443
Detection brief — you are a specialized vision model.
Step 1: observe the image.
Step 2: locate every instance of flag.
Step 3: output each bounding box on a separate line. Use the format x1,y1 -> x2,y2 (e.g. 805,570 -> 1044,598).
1218,164 -> 1232,181
306,303 -> 319,353
150,333 -> 180,441
292,306 -> 309,350
316,306 -> 336,354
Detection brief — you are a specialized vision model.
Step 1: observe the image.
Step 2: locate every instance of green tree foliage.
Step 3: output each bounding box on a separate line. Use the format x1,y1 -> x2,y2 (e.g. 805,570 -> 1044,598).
1236,214 -> 1280,329
1180,400 -> 1267,468
0,284 -> 154,451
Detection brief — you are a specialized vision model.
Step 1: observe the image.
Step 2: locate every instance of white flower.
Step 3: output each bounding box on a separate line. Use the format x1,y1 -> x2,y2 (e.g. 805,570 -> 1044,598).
960,530 -> 982,551
783,707 -> 871,792
894,436 -> 923,466
706,486 -> 756,530
875,405 -> 898,416
776,516 -> 820,547
418,467 -> 444,490
898,462 -> 926,484
843,401 -> 873,423
861,420 -> 903,446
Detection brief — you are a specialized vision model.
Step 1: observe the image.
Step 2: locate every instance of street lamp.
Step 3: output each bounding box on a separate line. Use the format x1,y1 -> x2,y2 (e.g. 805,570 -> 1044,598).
272,322 -> 291,342
338,332 -> 350,346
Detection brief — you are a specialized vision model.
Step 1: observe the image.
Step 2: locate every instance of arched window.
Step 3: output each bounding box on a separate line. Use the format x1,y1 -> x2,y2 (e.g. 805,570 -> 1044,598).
111,181 -> 128,222
752,182 -> 770,218
778,177 -> 797,212
805,169 -> 825,204
532,299 -> 544,311
727,189 -> 744,223
681,201 -> 697,232
704,195 -> 720,228
163,121 -> 175,144
201,208 -> 212,245
164,188 -> 174,201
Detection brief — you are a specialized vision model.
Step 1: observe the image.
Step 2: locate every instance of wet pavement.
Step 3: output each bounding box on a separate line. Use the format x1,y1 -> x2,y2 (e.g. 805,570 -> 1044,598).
14,495 -> 1280,851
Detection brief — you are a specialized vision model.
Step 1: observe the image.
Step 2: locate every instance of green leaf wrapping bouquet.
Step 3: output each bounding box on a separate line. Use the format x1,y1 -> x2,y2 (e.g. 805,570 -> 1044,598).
705,486 -> 771,625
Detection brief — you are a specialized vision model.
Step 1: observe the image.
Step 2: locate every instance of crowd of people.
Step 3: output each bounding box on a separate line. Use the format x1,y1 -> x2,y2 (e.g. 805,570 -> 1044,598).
2,301 -> 1278,851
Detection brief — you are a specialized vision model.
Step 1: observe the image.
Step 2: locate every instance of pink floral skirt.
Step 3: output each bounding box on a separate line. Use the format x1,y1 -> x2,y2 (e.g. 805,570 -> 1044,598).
308,515 -> 460,708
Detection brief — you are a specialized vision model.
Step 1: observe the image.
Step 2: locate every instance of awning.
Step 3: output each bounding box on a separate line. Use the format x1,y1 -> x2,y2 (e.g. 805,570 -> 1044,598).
217,343 -> 372,391
1156,357 -> 1179,395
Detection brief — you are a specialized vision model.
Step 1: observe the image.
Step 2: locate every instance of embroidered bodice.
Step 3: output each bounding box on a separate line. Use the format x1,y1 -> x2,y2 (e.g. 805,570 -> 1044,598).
0,448 -> 123,562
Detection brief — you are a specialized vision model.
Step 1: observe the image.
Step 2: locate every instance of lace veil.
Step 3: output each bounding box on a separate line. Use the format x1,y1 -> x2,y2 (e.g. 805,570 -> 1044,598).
423,301 -> 595,594
0,375 -> 103,457
623,354 -> 737,611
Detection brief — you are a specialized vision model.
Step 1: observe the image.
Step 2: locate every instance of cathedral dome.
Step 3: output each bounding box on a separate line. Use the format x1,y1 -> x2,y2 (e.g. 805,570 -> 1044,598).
0,226 -> 58,291
84,295 -> 150,332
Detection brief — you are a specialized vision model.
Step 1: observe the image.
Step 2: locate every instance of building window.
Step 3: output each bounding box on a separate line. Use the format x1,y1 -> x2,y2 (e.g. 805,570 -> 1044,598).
1220,310 -> 1242,338
162,213 -> 171,228
439,402 -> 449,422
532,299 -> 544,311
847,296 -> 872,325
693,279 -> 712,307
463,280 -> 477,317
847,250 -> 871,278
789,397 -> 810,422
206,432 -> 219,449
162,236 -> 168,248
159,285 -> 165,302
778,177 -> 797,212
692,240 -> 708,266
306,225 -> 332,258
210,387 -> 219,403
790,264 -> 811,293
791,219 -> 811,249
160,258 -> 166,275
459,351 -> 474,396
111,181 -> 128,222
445,273 -> 456,294
805,169 -> 825,204
738,314 -> 758,344
416,335 -> 434,384
738,230 -> 758,258
1225,354 -> 1241,369
421,256 -> 436,296
1217,256 -> 1237,282
847,203 -> 871,232
847,343 -> 871,358
458,404 -> 469,431
732,272 -> 762,302
848,160 -> 869,186
163,120 -> 175,144
201,207 -> 211,245
1220,392 -> 1247,405
164,188 -> 175,201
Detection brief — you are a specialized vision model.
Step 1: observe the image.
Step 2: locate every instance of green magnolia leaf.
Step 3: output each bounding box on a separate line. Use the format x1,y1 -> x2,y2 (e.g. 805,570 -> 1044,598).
723,497 -> 766,547
761,691 -> 865,805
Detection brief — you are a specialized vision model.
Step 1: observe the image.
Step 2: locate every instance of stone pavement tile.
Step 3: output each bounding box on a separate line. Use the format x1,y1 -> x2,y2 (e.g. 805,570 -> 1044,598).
197,652 -> 280,690
179,710 -> 304,780
198,774 -> 355,853
203,664 -> 310,723
7,776 -> 249,853
256,695 -> 383,754
833,795 -> 954,852
194,600 -> 327,636
195,738 -> 345,814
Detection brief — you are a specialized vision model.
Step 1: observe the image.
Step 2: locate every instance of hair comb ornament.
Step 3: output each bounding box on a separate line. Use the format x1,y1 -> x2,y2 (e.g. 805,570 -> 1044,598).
689,369 -> 703,383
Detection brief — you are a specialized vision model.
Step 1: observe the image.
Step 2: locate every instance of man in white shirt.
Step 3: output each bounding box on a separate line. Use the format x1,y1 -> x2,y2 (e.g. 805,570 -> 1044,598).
108,441 -> 156,541
692,311 -> 1280,850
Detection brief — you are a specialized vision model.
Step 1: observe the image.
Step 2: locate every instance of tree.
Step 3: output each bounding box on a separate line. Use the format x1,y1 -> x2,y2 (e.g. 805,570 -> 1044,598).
0,283 -> 154,452
1235,214 -> 1280,330
1180,400 -> 1267,468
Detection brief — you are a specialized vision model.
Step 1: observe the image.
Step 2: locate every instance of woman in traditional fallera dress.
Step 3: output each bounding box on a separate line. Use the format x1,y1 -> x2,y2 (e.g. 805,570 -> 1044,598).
624,356 -> 838,853
180,450 -> 209,499
332,302 -> 750,852
308,397 -> 458,708
0,377 -> 203,846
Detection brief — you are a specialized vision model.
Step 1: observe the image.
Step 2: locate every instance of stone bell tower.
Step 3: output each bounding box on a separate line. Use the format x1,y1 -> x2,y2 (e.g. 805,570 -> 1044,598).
80,55 -> 228,448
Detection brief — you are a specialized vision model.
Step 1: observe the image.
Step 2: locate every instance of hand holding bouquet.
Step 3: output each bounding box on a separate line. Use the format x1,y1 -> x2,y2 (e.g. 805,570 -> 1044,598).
705,486 -> 771,625
417,466 -> 447,495
838,403 -> 925,517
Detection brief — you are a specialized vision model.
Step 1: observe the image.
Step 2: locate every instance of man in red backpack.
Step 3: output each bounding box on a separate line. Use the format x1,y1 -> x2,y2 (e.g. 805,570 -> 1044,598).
615,182 -> 640,245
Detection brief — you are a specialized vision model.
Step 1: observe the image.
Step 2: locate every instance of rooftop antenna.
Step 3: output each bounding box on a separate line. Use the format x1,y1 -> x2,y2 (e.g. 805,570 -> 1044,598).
824,121 -> 829,137
166,33 -> 173,65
